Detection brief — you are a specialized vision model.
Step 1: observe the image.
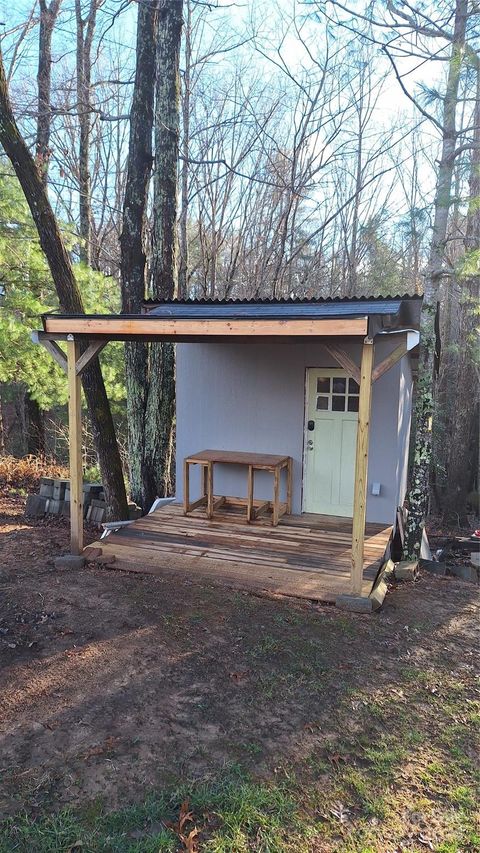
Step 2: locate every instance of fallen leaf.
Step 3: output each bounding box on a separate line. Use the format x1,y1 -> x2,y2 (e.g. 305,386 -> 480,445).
417,834 -> 434,849
229,669 -> 250,682
329,801 -> 350,824
82,736 -> 120,760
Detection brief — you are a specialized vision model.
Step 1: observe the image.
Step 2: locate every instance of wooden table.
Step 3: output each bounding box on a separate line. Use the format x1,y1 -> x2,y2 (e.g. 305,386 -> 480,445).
183,450 -> 292,526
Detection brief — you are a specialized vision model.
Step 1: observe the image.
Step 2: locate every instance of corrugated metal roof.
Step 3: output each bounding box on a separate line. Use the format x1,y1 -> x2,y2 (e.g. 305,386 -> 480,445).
143,294 -> 421,307
144,295 -> 422,327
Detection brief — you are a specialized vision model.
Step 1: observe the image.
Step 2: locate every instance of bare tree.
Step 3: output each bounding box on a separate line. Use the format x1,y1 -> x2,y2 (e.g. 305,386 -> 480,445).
120,0 -> 158,510
0,45 -> 128,519
75,0 -> 103,265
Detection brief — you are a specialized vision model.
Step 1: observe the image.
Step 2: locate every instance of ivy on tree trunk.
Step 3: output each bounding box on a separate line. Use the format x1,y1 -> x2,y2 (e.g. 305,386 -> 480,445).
403,0 -> 468,557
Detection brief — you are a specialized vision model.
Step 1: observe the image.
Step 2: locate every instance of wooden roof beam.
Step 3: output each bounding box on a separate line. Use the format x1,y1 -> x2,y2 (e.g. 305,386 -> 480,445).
42,315 -> 369,339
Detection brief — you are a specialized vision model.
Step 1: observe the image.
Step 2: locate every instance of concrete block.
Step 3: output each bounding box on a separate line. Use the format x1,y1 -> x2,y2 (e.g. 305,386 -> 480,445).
394,560 -> 418,581
39,479 -> 54,497
46,498 -> 65,515
448,563 -> 480,584
335,594 -> 373,613
25,494 -> 48,517
40,476 -> 55,486
54,554 -> 86,570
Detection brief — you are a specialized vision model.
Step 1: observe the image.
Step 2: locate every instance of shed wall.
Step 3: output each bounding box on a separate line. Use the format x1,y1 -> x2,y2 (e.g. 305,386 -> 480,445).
175,338 -> 409,525
396,355 -> 413,509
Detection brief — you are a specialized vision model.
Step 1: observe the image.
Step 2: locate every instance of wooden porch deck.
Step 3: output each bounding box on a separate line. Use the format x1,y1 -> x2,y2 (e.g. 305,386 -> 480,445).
89,504 -> 392,603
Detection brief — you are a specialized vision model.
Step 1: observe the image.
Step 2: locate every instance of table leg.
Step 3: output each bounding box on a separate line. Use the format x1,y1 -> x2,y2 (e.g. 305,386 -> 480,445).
247,465 -> 254,523
286,458 -> 292,515
272,465 -> 280,526
202,463 -> 208,500
206,462 -> 214,518
183,459 -> 190,514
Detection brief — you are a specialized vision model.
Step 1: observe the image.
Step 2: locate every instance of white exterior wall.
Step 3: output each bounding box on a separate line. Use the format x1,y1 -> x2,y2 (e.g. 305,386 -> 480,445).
175,337 -> 412,525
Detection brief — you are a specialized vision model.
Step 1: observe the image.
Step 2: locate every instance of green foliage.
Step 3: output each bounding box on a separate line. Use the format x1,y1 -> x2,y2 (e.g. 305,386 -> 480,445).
0,168 -> 125,411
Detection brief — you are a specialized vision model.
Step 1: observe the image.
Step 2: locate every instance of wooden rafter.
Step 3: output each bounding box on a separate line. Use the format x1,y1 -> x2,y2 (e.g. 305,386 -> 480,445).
75,340 -> 107,376
31,331 -> 68,373
324,343 -> 361,385
372,343 -> 408,383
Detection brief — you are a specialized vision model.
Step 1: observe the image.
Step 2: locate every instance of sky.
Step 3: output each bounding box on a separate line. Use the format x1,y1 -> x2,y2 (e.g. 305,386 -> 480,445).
0,0 -> 458,230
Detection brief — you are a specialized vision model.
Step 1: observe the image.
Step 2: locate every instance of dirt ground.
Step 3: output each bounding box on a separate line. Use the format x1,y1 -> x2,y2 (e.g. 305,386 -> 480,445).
1,490 -> 479,851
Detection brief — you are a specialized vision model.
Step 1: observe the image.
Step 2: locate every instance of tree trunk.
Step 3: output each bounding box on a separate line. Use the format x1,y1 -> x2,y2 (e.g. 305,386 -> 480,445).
0,392 -> 5,456
151,0 -> 182,295
441,66 -> 480,525
178,0 -> 192,299
0,46 -> 128,520
146,0 -> 183,501
75,0 -> 99,265
23,0 -> 62,455
120,0 -> 158,510
404,0 -> 468,557
25,395 -> 46,456
36,1 -> 62,185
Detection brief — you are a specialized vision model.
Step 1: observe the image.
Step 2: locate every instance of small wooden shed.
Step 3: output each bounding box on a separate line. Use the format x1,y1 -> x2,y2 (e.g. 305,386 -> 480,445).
37,294 -> 422,608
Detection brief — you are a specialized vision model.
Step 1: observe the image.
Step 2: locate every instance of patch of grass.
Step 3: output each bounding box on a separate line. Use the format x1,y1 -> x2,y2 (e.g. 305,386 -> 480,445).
361,742 -> 406,780
341,768 -> 389,820
449,785 -> 476,810
335,615 -> 356,636
248,634 -> 281,657
0,774 -> 312,853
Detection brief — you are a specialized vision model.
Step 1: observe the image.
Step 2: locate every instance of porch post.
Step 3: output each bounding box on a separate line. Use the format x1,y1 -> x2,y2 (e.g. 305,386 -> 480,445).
351,339 -> 374,595
67,338 -> 83,555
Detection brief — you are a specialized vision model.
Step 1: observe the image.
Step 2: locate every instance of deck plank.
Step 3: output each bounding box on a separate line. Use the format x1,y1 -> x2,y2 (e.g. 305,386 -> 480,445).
86,504 -> 392,604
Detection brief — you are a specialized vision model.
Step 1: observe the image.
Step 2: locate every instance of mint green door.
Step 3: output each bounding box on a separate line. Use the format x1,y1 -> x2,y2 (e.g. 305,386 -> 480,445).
303,369 -> 360,517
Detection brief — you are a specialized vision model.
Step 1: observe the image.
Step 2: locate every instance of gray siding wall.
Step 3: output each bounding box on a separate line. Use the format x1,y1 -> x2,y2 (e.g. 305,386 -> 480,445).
395,355 -> 413,509
176,336 -> 411,525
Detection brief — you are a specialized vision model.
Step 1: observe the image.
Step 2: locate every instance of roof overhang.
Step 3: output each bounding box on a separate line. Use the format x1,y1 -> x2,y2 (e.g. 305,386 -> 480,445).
41,313 -> 369,341
39,295 -> 422,343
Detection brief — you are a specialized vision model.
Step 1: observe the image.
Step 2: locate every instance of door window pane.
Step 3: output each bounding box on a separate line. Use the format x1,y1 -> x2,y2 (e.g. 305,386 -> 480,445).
317,377 -> 330,393
333,377 -> 346,393
347,396 -> 359,412
316,395 -> 329,410
348,378 -> 360,394
332,395 -> 346,411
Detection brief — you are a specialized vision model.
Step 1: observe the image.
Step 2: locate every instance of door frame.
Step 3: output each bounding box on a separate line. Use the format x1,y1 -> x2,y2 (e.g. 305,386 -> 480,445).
302,366 -> 357,515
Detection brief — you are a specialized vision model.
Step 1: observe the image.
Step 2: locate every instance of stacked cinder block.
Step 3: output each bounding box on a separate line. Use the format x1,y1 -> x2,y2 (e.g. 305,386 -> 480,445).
26,478 -> 105,522
26,477 -> 70,517
26,477 -> 141,526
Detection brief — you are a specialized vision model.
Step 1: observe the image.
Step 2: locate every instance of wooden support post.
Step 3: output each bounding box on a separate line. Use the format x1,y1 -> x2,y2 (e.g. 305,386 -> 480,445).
286,458 -> 292,514
67,339 -> 83,555
247,465 -> 254,523
183,459 -> 190,514
272,466 -> 280,526
206,462 -> 214,519
351,339 -> 374,595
